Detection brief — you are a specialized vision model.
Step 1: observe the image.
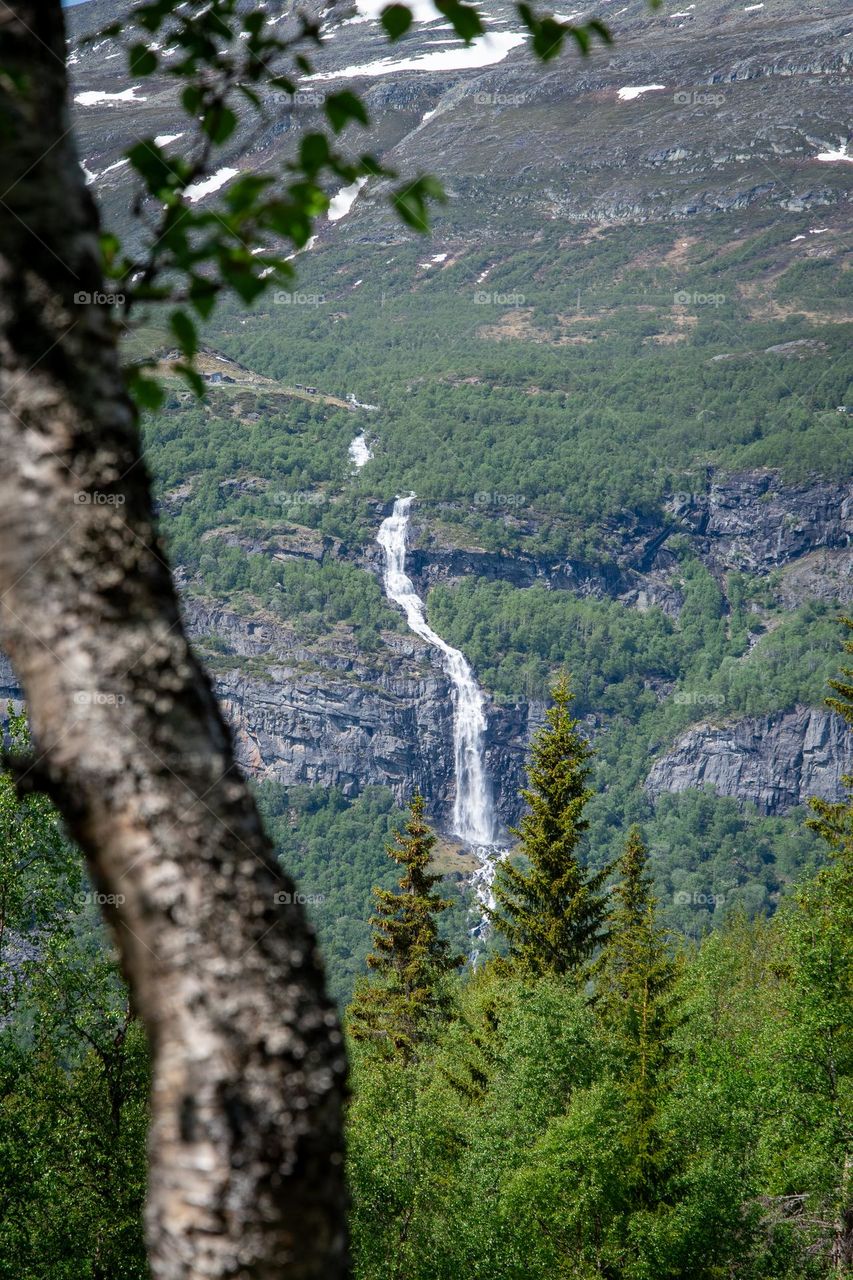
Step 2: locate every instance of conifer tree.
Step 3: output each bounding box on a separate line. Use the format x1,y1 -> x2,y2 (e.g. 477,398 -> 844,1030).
348,793 -> 462,1061
488,675 -> 609,977
594,825 -> 677,1201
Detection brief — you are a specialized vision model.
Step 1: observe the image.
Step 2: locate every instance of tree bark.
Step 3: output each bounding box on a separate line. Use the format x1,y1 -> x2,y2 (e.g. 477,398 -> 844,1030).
0,5 -> 349,1277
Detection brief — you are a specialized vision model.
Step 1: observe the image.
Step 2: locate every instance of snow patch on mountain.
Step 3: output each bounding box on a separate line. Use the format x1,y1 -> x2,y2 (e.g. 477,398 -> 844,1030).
328,177 -> 368,221
185,167 -> 239,202
310,31 -> 525,80
74,86 -> 147,106
815,145 -> 853,164
617,84 -> 667,101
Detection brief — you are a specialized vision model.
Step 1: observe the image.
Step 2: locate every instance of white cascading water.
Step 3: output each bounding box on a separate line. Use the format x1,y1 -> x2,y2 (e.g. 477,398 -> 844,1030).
377,495 -> 506,933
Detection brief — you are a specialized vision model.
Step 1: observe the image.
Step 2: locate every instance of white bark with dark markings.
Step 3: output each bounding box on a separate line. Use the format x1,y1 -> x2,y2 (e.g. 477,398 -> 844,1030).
0,5 -> 349,1276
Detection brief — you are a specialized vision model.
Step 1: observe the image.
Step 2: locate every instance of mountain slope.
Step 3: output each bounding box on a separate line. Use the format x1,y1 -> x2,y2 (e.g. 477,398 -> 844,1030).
40,0 -> 853,930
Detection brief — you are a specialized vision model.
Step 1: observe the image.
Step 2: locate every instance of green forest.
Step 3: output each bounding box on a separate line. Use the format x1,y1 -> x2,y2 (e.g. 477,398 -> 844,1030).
1,629 -> 851,1278
136,225 -> 850,949
5,244 -> 846,1267
133,210 -> 850,957
144,213 -> 852,575
1,0 -> 849,1272
23,214 -> 843,1273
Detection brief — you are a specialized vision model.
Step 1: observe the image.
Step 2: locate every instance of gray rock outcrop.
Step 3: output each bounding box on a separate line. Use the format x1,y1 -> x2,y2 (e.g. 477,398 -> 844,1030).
666,471 -> 852,575
182,597 -> 533,832
2,464 -> 849,831
645,704 -> 852,814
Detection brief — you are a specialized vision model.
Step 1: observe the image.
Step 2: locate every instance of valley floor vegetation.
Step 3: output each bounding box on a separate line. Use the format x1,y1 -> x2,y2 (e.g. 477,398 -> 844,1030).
0,627 -> 851,1279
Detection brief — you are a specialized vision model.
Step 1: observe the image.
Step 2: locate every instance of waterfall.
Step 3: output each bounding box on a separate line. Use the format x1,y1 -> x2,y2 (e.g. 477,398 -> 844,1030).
377,496 -> 506,932
348,432 -> 373,469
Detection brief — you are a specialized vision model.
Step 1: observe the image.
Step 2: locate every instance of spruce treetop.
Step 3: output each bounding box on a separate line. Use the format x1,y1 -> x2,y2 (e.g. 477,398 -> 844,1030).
348,791 -> 462,1060
594,825 -> 678,1202
595,825 -> 674,1028
489,675 -> 610,977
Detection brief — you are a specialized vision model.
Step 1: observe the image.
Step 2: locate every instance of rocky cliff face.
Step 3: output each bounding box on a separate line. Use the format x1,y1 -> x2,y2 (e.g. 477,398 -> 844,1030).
645,704 -> 852,815
0,654 -> 21,711
392,470 -> 852,616
665,471 -> 853,576
182,598 -> 533,832
2,467 -> 849,829
194,466 -> 850,828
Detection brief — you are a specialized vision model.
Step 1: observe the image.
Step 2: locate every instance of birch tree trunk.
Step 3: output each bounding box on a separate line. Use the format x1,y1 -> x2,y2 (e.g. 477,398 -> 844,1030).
0,5 -> 349,1276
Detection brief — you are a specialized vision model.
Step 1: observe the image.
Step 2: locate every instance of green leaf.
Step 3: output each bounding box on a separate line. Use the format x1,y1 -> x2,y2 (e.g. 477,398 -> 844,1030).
261,200 -> 314,244
360,153 -> 393,179
237,84 -> 263,109
515,7 -> 611,60
132,0 -> 175,34
380,4 -> 413,40
126,141 -> 176,196
202,105 -> 238,144
205,10 -> 234,41
391,175 -> 446,233
516,3 -> 535,30
586,18 -> 613,44
435,0 -> 483,43
220,263 -> 267,304
92,21 -> 122,38
188,277 -> 218,320
169,308 -> 198,358
99,232 -> 121,271
127,370 -> 165,412
224,174 -> 275,211
536,18 -> 567,58
565,23 -> 588,55
181,85 -> 203,116
299,133 -> 331,174
325,91 -> 369,133
174,363 -> 205,398
243,11 -> 266,36
288,179 -> 333,219
129,43 -> 158,75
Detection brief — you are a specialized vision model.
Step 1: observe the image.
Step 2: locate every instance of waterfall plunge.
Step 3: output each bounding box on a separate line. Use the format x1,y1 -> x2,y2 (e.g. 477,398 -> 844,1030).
377,496 -> 506,925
